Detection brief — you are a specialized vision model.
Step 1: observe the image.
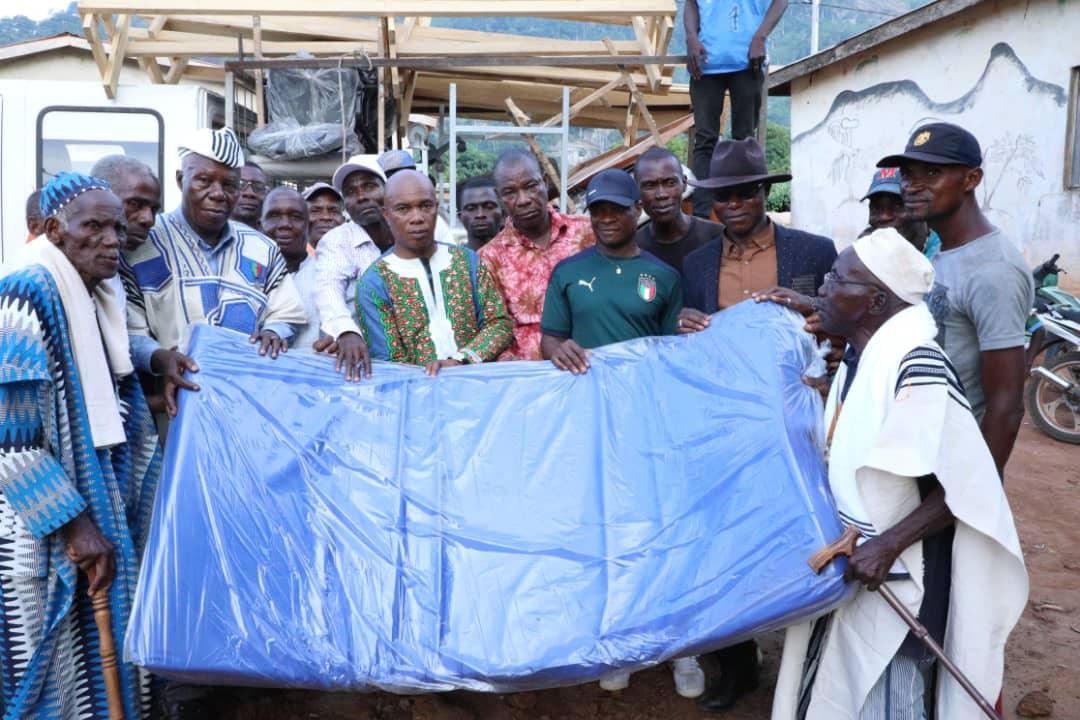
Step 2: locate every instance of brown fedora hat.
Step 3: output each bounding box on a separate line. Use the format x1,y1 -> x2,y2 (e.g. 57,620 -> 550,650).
688,138 -> 792,189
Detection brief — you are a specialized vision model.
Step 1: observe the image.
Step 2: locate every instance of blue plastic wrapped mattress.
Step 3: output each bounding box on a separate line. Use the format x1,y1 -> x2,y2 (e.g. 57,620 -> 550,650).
125,300 -> 850,692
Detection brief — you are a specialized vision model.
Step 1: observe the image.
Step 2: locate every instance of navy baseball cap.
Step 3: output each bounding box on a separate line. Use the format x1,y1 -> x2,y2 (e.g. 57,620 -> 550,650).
586,169 -> 640,208
861,168 -> 902,201
877,122 -> 982,168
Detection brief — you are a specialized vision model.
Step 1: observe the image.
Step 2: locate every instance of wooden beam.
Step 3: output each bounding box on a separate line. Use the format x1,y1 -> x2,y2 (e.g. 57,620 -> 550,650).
146,14 -> 167,36
126,38 -> 379,56
139,57 -> 165,83
540,76 -> 623,127
411,74 -> 689,115
568,113 -> 693,188
82,13 -> 110,79
654,15 -> 674,56
164,56 -> 189,84
604,39 -> 661,144
77,1 -> 674,18
622,104 -> 638,147
105,14 -> 132,98
123,29 -> 643,58
504,98 -> 576,212
399,70 -> 419,140
631,16 -> 661,93
140,13 -> 647,48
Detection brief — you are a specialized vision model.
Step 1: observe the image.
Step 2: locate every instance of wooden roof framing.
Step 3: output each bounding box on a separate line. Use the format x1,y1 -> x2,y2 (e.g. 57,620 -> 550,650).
76,0 -> 688,134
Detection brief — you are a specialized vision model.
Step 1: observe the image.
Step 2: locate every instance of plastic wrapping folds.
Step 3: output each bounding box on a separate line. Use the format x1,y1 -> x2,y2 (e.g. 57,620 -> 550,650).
126,300 -> 850,692
248,55 -> 361,160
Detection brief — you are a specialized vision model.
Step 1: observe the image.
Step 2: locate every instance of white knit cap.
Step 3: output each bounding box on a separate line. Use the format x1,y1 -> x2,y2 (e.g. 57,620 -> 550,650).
851,227 -> 935,305
178,127 -> 245,169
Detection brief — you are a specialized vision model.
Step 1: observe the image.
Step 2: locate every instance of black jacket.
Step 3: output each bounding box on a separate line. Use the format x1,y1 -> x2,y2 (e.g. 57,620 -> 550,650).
682,223 -> 838,314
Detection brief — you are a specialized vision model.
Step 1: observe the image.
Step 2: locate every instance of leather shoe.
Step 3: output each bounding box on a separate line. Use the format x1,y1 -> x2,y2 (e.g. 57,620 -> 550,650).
696,640 -> 762,713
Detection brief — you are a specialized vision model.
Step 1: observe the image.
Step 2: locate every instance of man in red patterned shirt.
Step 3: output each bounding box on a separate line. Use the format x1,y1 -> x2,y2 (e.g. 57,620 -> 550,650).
480,149 -> 595,360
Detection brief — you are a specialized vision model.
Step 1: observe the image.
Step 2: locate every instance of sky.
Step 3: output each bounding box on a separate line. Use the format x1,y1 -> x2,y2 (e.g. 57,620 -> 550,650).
5,1 -> 73,21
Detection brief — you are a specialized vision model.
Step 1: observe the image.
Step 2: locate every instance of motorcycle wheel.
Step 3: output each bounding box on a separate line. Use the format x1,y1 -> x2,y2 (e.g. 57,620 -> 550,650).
1025,351 -> 1080,444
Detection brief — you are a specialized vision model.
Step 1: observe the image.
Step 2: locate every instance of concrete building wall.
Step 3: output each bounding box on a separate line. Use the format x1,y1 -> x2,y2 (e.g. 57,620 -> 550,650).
787,0 -> 1080,281
0,49 -> 149,85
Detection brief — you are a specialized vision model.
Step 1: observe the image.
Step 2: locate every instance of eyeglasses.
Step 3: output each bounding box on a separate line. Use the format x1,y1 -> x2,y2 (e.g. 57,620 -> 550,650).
713,183 -> 764,203
238,180 -> 268,194
823,270 -> 883,291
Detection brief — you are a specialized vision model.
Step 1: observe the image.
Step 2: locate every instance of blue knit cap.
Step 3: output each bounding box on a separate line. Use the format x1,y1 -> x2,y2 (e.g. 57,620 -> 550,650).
40,172 -> 112,219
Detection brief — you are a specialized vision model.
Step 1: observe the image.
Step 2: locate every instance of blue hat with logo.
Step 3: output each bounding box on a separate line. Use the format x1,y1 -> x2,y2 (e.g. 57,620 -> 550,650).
40,172 -> 112,218
861,167 -> 902,201
877,122 -> 982,168
586,169 -> 640,208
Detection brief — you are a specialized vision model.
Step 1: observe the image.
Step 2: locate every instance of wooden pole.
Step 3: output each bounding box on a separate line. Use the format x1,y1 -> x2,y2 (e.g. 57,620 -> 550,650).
809,526 -> 1002,720
92,589 -> 125,720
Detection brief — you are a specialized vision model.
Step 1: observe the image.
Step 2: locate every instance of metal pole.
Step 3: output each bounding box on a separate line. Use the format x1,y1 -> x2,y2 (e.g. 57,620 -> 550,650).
449,82 -> 458,229
224,71 -> 235,129
560,86 -> 570,214
811,0 -> 821,54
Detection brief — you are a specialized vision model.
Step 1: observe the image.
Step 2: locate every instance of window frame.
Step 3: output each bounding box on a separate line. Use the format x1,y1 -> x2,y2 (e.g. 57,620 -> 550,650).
35,105 -> 165,187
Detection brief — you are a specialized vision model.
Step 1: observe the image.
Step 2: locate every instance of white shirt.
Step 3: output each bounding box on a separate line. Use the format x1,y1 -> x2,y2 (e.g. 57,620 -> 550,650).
290,255 -> 322,351
314,222 -> 382,340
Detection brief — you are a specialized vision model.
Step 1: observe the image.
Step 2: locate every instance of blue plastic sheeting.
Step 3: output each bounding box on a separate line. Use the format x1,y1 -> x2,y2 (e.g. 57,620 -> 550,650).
125,300 -> 850,692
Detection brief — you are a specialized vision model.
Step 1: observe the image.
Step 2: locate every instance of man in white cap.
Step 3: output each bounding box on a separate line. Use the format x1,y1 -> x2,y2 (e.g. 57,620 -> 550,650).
312,155 -> 390,380
771,229 -> 1027,720
121,127 -> 306,417
302,181 -> 345,247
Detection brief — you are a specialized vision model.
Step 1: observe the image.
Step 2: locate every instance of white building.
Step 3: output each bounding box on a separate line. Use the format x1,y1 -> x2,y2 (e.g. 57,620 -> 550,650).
769,0 -> 1080,285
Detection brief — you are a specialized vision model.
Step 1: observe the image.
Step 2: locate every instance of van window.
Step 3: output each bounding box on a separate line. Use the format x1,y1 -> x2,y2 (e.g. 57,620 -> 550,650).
36,106 -> 164,187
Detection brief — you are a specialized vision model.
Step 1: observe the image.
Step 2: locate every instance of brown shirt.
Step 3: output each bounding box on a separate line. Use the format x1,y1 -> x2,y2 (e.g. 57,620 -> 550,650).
717,221 -> 778,310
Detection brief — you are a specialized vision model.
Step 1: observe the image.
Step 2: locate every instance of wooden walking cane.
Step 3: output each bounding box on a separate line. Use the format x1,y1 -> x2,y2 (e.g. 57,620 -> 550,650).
87,575 -> 126,720
808,525 -> 1001,720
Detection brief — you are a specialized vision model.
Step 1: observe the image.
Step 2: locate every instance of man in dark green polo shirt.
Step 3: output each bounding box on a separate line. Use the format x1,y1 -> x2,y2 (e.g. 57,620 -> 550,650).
541,169 -> 683,375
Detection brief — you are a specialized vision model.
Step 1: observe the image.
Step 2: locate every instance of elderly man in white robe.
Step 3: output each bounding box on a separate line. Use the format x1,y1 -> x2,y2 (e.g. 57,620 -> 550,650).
770,229 -> 1027,720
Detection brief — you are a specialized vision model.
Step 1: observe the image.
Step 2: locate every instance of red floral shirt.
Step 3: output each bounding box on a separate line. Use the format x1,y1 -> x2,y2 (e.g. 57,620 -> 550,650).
480,207 -> 595,360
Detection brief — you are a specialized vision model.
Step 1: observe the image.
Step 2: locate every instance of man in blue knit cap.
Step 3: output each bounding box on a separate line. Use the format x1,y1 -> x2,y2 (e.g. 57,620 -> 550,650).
0,172 -> 161,718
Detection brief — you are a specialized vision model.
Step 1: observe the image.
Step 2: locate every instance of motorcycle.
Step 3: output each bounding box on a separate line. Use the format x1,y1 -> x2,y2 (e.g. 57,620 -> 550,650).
1024,254 -> 1080,444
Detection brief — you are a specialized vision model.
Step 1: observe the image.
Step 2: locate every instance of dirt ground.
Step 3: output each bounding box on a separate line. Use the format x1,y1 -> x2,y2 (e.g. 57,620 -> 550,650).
220,421 -> 1078,720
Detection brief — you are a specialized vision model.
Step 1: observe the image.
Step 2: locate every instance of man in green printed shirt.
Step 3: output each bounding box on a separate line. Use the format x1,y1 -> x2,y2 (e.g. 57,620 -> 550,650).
540,169 -> 683,373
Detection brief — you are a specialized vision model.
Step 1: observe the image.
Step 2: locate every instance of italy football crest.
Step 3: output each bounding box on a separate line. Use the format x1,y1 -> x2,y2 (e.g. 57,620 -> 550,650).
637,273 -> 656,302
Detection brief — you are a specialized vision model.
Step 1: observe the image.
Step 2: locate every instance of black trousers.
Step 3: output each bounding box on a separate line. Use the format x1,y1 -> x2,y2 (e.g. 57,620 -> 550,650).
689,67 -> 765,217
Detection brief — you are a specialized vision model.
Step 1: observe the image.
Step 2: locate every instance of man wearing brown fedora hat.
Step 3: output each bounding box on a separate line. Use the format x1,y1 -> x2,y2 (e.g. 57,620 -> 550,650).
677,140 -> 837,714
677,138 -> 836,337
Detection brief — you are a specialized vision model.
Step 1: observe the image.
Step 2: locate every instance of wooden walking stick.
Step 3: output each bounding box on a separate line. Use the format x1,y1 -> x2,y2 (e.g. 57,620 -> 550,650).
88,579 -> 126,720
809,525 -> 1001,720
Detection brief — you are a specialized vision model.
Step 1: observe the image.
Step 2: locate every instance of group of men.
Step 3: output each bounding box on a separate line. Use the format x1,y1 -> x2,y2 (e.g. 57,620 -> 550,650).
1,97 -> 1032,720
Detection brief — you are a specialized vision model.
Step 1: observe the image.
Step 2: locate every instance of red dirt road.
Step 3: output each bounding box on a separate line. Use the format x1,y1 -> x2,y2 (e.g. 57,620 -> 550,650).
225,421 -> 1078,720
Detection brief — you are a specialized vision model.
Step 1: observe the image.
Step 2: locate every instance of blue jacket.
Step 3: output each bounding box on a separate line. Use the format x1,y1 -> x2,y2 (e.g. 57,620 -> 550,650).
682,224 -> 838,314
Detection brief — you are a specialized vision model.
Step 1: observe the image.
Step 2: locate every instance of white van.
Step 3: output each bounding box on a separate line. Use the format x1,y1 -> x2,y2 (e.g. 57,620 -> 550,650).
0,80 -> 226,261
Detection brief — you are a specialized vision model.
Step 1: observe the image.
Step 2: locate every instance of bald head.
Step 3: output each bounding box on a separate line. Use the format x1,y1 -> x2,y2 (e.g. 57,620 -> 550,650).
383,170 -> 439,259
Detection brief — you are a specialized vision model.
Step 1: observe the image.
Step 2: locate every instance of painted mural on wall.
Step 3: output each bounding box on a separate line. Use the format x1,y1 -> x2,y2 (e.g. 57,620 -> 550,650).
791,42 -> 1073,265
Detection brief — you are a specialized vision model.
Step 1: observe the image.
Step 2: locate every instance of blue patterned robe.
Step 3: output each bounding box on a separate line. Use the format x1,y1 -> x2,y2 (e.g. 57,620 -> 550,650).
0,266 -> 161,719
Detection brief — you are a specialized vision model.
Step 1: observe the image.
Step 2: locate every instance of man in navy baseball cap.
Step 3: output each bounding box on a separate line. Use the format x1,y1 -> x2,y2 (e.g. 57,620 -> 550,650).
877,122 -> 983,169
585,167 -> 641,208
540,167 -> 683,378
876,121 -> 1033,479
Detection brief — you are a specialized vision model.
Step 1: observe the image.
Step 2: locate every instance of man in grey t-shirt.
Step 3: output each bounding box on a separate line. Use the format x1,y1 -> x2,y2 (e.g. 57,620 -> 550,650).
879,123 -> 1033,476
